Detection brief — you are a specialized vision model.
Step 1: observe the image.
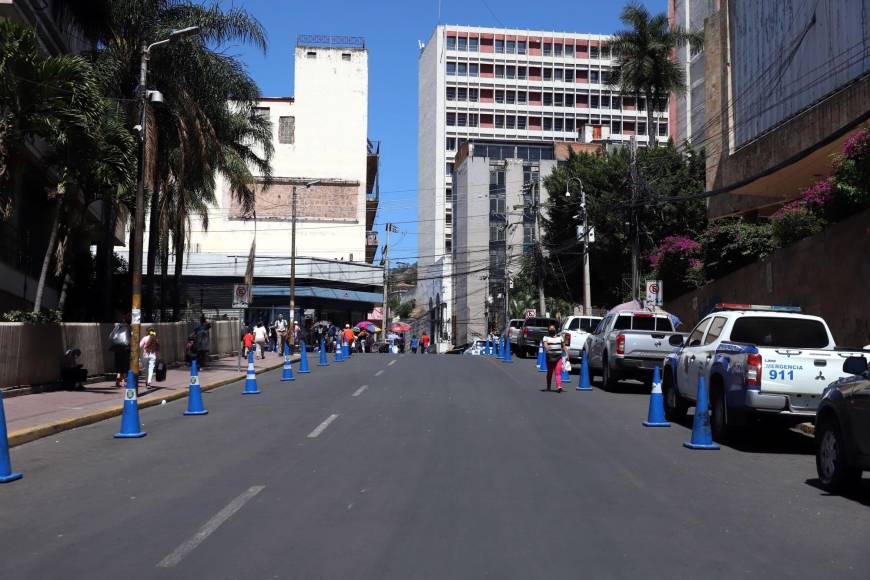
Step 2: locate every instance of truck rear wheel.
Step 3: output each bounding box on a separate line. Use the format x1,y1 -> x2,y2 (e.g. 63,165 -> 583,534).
601,355 -> 618,392
663,371 -> 688,421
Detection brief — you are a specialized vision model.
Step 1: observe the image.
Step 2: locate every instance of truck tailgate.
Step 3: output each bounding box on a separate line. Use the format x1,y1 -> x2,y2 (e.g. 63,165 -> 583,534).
623,332 -> 675,359
760,349 -> 870,411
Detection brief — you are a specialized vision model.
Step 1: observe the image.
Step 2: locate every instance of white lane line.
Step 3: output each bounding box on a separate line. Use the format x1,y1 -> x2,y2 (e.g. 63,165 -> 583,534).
157,485 -> 265,568
388,359 -> 397,367
352,385 -> 369,397
374,369 -> 384,377
307,414 -> 339,438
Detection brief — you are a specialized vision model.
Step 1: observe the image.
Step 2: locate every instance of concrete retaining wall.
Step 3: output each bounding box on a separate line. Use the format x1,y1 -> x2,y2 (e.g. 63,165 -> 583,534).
0,320 -> 240,388
665,210 -> 870,348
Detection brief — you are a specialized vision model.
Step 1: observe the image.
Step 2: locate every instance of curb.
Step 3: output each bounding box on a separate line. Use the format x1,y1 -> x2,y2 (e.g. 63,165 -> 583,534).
7,358 -> 289,448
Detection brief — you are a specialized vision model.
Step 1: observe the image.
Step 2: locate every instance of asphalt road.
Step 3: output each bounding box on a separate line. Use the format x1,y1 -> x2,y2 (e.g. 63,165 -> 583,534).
2,352 -> 868,579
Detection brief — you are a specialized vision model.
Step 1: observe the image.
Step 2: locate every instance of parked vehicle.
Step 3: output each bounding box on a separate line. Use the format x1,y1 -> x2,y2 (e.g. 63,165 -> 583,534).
517,317 -> 559,358
561,315 -> 603,364
462,339 -> 488,356
506,319 -> 524,347
815,356 -> 870,493
584,310 -> 684,390
663,304 -> 870,442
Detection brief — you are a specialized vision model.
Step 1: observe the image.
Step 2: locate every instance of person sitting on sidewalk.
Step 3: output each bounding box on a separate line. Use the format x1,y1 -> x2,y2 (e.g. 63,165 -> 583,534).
60,348 -> 87,390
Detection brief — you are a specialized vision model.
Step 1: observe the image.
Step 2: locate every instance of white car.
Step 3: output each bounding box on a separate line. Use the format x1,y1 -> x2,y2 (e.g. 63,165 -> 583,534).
462,339 -> 488,356
561,315 -> 603,363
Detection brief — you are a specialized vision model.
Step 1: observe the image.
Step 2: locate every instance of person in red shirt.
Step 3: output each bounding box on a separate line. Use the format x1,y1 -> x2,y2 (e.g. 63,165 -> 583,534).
420,333 -> 430,354
342,324 -> 356,355
242,330 -> 254,358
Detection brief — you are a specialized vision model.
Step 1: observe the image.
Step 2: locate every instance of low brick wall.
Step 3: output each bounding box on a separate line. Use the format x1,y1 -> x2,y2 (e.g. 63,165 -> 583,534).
665,210 -> 870,348
0,319 -> 240,388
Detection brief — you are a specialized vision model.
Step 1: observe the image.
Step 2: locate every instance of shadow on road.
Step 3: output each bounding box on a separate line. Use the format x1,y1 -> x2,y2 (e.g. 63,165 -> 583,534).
804,478 -> 870,507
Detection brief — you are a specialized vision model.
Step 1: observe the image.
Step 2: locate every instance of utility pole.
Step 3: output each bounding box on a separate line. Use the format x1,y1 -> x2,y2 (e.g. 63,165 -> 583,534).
382,223 -> 399,341
504,233 -> 511,332
629,136 -> 640,302
289,179 -> 320,348
532,180 -> 545,315
566,176 -> 592,315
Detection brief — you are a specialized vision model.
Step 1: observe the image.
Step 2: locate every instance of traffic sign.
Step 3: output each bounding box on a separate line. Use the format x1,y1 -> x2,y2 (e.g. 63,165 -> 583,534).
232,284 -> 250,308
645,280 -> 663,307
525,308 -> 537,318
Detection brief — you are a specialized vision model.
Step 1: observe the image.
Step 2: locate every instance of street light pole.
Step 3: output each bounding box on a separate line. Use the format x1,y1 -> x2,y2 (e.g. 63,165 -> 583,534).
128,27 -> 199,392
566,176 -> 592,315
289,179 -> 320,348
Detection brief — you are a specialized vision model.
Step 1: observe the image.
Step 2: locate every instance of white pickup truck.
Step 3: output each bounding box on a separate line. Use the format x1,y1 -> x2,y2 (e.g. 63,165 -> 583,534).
663,304 -> 870,442
585,310 -> 686,390
561,315 -> 603,364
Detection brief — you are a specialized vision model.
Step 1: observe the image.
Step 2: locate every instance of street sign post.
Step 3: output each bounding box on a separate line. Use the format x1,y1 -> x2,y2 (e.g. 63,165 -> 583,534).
645,280 -> 663,307
232,284 -> 249,309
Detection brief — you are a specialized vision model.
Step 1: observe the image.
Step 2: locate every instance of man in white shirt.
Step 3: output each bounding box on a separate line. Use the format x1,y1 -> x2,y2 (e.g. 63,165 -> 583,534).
274,313 -> 288,356
253,321 -> 269,359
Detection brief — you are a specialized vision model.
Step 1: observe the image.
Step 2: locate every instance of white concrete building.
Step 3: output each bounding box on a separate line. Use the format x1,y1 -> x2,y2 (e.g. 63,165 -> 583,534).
418,24 -> 669,344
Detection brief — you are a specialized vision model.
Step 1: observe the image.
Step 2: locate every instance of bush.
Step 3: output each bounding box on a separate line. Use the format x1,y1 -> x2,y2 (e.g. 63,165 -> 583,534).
2,309 -> 63,323
770,207 -> 825,247
649,236 -> 703,299
698,219 -> 774,279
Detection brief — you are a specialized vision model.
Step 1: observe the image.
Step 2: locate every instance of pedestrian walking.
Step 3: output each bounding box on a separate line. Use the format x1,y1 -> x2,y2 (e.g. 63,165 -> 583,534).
274,313 -> 288,355
327,321 -> 337,352
139,327 -> 160,388
342,324 -> 355,356
194,316 -> 211,370
108,314 -> 131,388
543,325 -> 568,392
253,320 -> 268,359
243,329 -> 254,358
420,333 -> 430,354
410,334 -> 418,354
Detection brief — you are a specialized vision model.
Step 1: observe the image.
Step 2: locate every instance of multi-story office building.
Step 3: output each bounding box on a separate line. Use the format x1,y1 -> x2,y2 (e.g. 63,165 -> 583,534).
418,24 -> 669,344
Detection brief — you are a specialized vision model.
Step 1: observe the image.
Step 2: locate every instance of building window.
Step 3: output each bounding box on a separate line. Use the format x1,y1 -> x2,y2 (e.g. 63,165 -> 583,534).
469,113 -> 478,127
554,118 -> 563,131
506,65 -> 515,79
469,63 -> 479,77
469,37 -> 479,51
591,95 -> 599,108
446,162 -> 454,176
659,123 -> 668,136
445,233 -> 452,253
517,40 -> 527,54
447,137 -> 456,151
543,117 -> 552,131
278,116 -> 294,144
458,87 -> 467,101
252,106 -> 270,119
554,68 -> 563,81
506,115 -> 516,129
446,187 -> 453,202
447,36 -> 456,50
506,91 -> 515,104
306,51 -> 317,58
590,70 -> 599,83
490,225 -> 505,242
495,39 -> 504,53
637,122 -> 646,135
495,115 -> 505,128
554,43 -> 563,57
601,71 -> 611,85
517,66 -> 527,80
543,93 -> 553,106
566,118 -> 575,132
495,90 -> 505,104
611,120 -> 621,134
517,91 -> 527,104
447,112 -> 456,126
565,44 -> 574,57
517,116 -> 527,130
447,62 -> 456,75
445,208 -> 453,225
446,87 -> 456,101
469,88 -> 479,102
590,45 -> 600,59
565,94 -> 574,107
457,113 -> 467,127
458,37 -> 467,51
506,40 -> 515,53
601,95 -> 610,109
601,44 -> 611,59
554,93 -> 564,107
342,53 -> 351,61
565,69 -> 574,82
543,68 -> 552,81
543,43 -> 552,56
458,62 -> 467,76
495,65 -> 505,79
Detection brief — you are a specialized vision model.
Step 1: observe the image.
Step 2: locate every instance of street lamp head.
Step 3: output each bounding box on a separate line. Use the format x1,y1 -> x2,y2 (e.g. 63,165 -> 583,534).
169,26 -> 200,42
304,179 -> 321,188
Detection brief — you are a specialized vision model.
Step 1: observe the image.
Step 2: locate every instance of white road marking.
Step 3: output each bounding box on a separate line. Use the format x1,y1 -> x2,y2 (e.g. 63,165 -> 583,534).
352,385 -> 368,397
157,485 -> 265,568
307,414 -> 339,438
388,359 -> 397,367
374,370 -> 384,377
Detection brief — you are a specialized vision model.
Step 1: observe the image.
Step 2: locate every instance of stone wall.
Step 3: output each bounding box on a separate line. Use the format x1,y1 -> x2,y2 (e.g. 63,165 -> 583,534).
230,181 -> 360,222
665,210 -> 870,348
0,319 -> 240,388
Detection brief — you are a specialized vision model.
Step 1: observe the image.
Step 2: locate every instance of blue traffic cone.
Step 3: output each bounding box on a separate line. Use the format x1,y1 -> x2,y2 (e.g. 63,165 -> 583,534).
577,350 -> 593,391
503,338 -> 513,363
342,339 -> 350,359
243,351 -> 261,395
115,370 -> 147,438
0,389 -> 22,483
335,340 -> 343,363
184,360 -> 208,415
560,353 -> 571,384
496,338 -> 503,360
683,376 -> 720,450
318,339 -> 329,366
281,343 -> 295,382
643,367 -> 670,427
536,341 -> 546,372
485,336 -> 491,356
299,340 -> 311,373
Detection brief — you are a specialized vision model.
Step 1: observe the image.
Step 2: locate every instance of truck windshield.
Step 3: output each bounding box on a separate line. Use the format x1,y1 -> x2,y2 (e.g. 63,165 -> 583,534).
730,317 -> 830,349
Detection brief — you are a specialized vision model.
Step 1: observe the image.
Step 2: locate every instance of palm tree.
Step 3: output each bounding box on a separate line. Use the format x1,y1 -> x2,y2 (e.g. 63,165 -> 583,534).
609,2 -> 702,147
65,0 -> 273,320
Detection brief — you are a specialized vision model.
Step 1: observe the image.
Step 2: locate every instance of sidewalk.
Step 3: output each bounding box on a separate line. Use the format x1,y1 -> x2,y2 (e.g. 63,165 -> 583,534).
4,351 -> 290,447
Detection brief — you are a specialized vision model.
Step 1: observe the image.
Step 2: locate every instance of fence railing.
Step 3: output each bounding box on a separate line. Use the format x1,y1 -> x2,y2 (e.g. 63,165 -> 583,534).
297,34 -> 365,49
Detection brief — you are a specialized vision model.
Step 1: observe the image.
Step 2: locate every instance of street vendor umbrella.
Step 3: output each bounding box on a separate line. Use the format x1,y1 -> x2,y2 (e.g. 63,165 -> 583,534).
355,320 -> 376,329
390,322 -> 412,332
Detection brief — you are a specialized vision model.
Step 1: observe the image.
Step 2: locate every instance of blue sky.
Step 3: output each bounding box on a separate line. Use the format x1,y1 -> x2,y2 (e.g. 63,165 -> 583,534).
219,0 -> 666,262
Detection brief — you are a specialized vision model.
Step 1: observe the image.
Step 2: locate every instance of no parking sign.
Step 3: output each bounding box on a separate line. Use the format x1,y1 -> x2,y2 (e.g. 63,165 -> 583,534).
645,280 -> 663,306
233,284 -> 250,308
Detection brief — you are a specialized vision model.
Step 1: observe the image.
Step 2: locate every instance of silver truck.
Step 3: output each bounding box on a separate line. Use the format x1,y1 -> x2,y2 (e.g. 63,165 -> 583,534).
584,310 -> 685,390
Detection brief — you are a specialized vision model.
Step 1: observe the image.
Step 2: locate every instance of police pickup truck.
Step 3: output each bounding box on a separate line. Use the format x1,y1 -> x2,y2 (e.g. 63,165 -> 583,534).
663,304 -> 870,442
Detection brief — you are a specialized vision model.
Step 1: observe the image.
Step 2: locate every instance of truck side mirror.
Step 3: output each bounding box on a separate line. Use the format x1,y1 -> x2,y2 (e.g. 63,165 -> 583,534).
843,356 -> 868,375
668,334 -> 685,347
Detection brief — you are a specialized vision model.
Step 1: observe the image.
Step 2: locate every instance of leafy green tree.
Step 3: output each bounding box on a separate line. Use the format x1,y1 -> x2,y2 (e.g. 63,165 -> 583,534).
609,1 -> 702,146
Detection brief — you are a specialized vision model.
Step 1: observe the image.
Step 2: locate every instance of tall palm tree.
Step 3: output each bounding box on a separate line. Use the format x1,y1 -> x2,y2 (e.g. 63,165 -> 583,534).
609,2 -> 702,147
65,0 -> 273,320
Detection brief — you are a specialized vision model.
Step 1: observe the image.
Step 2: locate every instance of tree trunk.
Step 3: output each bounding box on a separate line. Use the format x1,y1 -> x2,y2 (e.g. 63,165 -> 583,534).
646,89 -> 656,147
95,193 -> 116,322
171,221 -> 184,321
144,179 -> 161,322
159,234 -> 169,322
32,197 -> 64,313
58,272 -> 72,312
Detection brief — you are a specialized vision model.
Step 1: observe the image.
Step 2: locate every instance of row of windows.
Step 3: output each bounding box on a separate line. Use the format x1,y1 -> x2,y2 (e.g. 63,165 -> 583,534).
446,62 -> 612,83
446,113 -> 667,135
446,36 -> 612,59
447,88 -> 664,111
